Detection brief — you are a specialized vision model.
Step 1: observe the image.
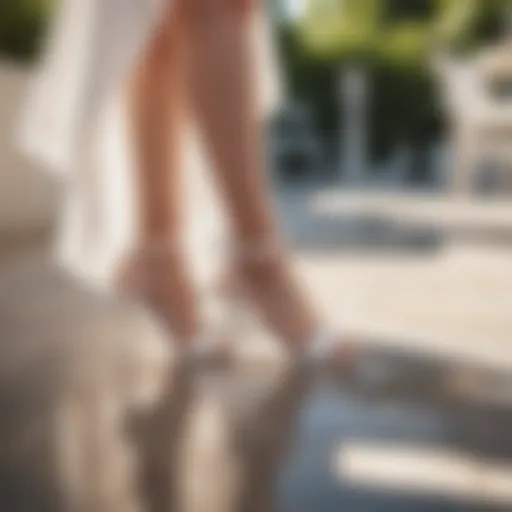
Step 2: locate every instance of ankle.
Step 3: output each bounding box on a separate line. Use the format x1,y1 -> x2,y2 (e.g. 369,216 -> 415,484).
236,254 -> 286,286
230,235 -> 286,263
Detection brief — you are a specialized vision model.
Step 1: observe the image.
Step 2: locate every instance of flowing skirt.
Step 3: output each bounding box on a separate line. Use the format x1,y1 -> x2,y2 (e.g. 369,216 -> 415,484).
17,0 -> 282,290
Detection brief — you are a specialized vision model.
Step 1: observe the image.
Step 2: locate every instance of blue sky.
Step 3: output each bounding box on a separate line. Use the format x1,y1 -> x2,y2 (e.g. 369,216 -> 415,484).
285,0 -> 305,20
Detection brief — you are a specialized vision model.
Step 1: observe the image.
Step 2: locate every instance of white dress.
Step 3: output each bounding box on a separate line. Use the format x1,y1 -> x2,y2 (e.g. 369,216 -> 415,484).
18,0 -> 282,290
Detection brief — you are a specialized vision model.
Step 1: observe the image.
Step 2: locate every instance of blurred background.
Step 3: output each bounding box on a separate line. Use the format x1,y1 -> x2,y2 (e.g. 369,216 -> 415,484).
0,1 -> 512,510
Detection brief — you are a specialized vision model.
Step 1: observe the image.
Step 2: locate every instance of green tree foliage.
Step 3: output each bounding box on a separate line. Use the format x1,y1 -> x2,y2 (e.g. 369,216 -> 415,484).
0,0 -> 55,61
277,26 -> 339,149
288,0 -> 508,180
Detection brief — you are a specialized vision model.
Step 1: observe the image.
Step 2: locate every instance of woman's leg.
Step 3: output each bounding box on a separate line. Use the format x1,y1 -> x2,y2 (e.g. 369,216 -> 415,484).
123,3 -> 200,344
182,0 -> 322,349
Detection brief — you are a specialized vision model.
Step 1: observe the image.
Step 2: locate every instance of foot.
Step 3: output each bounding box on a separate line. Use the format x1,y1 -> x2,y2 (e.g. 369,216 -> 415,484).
304,329 -> 358,370
116,246 -> 233,364
185,333 -> 234,369
227,245 -> 357,367
116,249 -> 182,336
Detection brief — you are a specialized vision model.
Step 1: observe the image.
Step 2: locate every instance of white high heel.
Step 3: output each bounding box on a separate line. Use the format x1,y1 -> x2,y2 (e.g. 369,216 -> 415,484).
116,240 -> 233,365
217,240 -> 357,368
303,328 -> 355,366
185,330 -> 233,367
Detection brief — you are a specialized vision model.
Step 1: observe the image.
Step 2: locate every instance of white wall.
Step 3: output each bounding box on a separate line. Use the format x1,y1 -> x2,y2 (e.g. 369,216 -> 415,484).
0,62 -> 57,235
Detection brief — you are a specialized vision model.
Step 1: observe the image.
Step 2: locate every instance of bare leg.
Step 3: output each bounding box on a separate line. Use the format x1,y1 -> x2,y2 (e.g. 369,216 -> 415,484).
121,3 -> 200,345
182,1 -> 322,349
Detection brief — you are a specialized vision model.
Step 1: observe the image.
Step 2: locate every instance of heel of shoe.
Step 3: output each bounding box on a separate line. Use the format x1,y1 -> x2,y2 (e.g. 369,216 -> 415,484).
213,273 -> 253,339
302,328 -> 357,369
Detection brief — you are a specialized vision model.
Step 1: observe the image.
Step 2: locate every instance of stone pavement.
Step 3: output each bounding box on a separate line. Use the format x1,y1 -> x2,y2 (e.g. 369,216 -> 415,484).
297,242 -> 512,370
1,186 -> 512,511
0,262 -> 511,511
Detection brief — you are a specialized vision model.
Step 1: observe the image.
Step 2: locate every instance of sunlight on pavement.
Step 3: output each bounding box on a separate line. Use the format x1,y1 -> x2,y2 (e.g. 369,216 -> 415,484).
334,442 -> 512,507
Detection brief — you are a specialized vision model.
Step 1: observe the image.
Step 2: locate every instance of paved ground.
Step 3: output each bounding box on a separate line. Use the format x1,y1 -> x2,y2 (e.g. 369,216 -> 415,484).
0,263 -> 511,511
1,186 -> 512,511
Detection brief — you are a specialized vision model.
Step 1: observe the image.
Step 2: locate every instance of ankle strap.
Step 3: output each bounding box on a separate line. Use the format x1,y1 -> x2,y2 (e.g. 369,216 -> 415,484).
130,237 -> 287,263
305,328 -> 339,362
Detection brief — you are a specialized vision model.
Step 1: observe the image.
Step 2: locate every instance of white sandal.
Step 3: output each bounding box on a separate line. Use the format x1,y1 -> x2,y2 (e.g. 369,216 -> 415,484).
116,240 -> 233,365
217,240 -> 357,368
303,328 -> 356,367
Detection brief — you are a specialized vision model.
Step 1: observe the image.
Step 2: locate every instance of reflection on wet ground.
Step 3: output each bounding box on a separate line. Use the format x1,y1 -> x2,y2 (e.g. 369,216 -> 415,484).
167,359 -> 512,512
0,264 -> 511,512
129,357 -> 512,511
